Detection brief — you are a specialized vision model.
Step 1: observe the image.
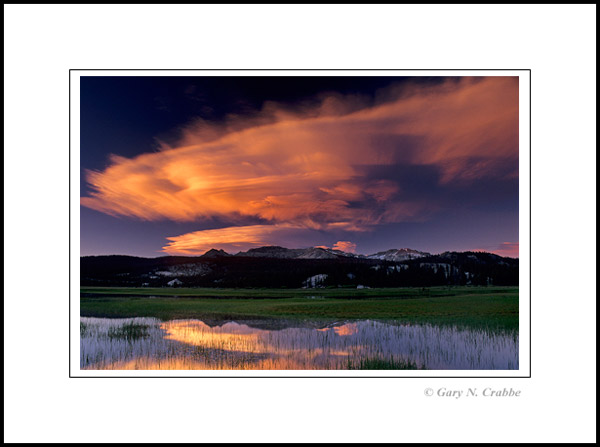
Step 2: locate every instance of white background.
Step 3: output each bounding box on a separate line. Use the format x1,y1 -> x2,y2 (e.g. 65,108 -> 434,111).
4,4 -> 596,443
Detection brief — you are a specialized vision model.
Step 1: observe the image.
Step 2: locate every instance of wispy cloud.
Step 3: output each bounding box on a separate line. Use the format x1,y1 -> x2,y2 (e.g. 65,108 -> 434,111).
162,224 -> 360,256
81,77 -> 518,254
162,224 -> 291,255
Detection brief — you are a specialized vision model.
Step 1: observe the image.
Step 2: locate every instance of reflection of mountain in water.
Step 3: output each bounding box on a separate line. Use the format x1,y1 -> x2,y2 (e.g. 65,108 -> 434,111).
80,317 -> 519,371
199,317 -> 347,331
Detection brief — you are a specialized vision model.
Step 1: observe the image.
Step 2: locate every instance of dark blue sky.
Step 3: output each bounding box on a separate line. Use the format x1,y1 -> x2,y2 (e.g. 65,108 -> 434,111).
80,76 -> 449,188
80,76 -> 519,258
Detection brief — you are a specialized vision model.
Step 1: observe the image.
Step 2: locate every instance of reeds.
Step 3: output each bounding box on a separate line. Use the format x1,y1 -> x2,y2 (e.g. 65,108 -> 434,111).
80,317 -> 518,370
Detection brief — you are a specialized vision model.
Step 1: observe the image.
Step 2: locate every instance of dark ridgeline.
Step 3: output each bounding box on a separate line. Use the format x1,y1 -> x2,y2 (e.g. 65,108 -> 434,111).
80,247 -> 518,288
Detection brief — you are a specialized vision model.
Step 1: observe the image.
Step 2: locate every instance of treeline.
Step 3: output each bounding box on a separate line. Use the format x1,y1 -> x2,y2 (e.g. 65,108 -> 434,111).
80,252 -> 518,288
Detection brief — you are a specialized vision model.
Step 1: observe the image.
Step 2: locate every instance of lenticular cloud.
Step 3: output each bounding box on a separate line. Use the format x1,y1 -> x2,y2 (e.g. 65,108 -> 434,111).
81,77 -> 519,255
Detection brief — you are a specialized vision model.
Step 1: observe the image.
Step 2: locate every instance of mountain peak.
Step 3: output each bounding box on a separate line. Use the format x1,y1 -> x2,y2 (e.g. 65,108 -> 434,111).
239,246 -> 302,258
234,245 -> 361,259
297,247 -> 341,259
201,248 -> 231,258
366,248 -> 430,261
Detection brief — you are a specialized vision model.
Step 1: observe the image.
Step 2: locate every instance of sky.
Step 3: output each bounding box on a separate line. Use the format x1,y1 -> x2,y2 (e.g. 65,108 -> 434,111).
80,76 -> 519,258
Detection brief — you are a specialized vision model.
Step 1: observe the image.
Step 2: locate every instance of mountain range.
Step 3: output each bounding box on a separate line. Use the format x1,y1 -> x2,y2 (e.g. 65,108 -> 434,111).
200,246 -> 431,260
81,246 -> 518,289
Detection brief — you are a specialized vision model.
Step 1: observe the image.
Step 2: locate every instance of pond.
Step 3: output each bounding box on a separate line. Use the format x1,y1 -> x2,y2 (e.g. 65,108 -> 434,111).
80,317 -> 518,370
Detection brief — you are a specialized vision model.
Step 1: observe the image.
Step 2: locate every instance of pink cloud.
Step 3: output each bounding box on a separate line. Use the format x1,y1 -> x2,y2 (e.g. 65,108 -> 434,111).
81,77 -> 519,253
474,242 -> 519,258
332,241 -> 357,253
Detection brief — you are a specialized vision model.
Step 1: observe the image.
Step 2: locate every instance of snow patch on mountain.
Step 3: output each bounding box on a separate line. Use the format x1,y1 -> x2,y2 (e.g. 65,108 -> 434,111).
237,246 -> 364,260
366,248 -> 430,261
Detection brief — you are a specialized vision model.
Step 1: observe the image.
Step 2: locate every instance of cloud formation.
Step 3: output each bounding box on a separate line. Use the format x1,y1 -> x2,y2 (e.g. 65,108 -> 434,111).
332,241 -> 357,253
81,77 -> 519,255
162,222 -> 360,256
163,224 -> 298,255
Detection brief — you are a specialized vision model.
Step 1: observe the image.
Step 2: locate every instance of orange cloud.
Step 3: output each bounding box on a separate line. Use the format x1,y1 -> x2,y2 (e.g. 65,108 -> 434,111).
162,225 -> 361,255
163,224 -> 297,255
82,77 -> 518,252
332,241 -> 357,253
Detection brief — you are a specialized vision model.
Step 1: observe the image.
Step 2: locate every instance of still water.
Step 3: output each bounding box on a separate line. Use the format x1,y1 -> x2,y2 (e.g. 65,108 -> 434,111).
80,317 -> 518,370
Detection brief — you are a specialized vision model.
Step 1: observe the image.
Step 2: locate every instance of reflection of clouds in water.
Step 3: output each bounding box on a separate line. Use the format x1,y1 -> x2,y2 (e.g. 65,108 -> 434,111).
80,317 -> 518,370
333,323 -> 359,336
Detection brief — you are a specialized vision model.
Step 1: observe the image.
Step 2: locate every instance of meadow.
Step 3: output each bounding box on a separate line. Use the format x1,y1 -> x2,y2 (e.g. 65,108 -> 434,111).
80,286 -> 518,332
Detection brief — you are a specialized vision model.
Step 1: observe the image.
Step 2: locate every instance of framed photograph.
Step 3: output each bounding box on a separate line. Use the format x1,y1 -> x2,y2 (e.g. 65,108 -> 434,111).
6,3 -> 597,443
70,69 -> 530,378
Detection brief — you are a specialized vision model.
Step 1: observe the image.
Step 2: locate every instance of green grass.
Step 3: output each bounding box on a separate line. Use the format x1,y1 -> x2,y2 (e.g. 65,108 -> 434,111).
347,357 -> 422,370
81,286 -> 515,299
107,322 -> 150,340
80,286 -> 518,332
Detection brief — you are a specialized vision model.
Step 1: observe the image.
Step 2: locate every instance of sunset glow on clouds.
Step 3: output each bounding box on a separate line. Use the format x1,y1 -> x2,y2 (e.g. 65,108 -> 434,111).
331,241 -> 357,253
485,242 -> 519,258
162,223 -> 359,255
163,224 -> 296,255
80,77 -> 518,255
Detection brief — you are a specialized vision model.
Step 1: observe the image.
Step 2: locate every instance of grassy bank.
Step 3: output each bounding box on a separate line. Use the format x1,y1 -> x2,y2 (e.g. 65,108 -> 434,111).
81,285 -> 515,298
80,286 -> 518,332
